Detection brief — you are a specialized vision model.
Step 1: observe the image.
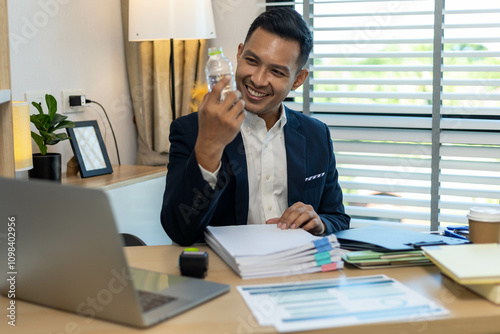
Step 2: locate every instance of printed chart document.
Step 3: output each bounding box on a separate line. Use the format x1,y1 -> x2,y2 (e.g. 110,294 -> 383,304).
205,225 -> 343,279
237,275 -> 448,333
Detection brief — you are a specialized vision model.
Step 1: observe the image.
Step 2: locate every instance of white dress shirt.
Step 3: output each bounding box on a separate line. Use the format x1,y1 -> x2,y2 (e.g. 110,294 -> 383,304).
199,105 -> 288,225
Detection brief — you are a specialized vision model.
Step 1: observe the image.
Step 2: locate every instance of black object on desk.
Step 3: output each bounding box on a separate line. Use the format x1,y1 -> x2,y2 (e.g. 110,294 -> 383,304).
179,248 -> 209,278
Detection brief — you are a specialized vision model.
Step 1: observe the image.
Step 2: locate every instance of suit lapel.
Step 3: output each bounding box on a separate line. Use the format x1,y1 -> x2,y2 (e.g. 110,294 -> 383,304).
224,133 -> 249,224
284,108 -> 306,205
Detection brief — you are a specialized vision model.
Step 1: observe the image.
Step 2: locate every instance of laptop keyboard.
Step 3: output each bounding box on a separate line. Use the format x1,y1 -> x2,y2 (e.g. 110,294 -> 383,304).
137,290 -> 177,312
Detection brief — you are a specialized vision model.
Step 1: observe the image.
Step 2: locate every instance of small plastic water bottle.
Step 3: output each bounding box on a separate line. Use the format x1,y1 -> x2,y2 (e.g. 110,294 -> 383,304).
205,46 -> 236,101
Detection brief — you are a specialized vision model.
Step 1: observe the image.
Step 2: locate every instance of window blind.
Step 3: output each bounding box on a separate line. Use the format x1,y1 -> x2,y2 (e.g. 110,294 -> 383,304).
264,0 -> 500,231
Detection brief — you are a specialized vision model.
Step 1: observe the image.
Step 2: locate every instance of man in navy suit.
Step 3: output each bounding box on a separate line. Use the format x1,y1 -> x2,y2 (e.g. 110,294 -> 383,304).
161,8 -> 350,246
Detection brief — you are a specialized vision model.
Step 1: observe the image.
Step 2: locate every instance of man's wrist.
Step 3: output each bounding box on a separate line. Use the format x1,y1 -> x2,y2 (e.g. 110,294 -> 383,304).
313,220 -> 326,235
194,142 -> 224,173
198,162 -> 221,190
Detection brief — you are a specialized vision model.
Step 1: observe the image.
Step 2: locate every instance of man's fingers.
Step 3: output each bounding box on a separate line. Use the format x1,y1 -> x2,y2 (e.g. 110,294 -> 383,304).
266,218 -> 280,225
209,75 -> 232,102
276,202 -> 321,233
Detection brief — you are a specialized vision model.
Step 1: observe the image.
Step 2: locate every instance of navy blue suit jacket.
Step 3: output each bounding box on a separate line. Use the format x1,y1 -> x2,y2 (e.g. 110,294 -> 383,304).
161,106 -> 350,246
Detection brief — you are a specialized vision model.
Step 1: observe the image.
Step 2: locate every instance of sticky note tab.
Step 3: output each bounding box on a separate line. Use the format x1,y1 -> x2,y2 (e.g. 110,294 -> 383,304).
321,263 -> 338,272
315,251 -> 332,265
316,243 -> 333,253
313,237 -> 330,249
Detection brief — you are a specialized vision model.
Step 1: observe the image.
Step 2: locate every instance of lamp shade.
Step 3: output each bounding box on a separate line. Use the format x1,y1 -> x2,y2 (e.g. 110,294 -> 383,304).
129,0 -> 216,41
12,101 -> 33,171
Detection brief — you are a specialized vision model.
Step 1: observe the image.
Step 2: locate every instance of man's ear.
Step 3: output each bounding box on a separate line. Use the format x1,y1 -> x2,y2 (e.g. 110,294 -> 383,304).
236,43 -> 244,60
291,69 -> 309,90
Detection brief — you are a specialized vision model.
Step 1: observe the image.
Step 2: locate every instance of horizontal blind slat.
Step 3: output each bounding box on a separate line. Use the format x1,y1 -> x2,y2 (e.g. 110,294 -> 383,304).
441,131 -> 500,145
310,65 -> 500,71
314,38 -> 433,44
311,52 -> 433,58
316,114 -> 433,128
311,51 -> 500,58
310,79 -> 500,86
338,168 -> 431,181
308,91 -> 433,99
441,119 -> 500,131
440,187 -> 500,199
286,102 -> 434,113
339,167 -> 498,185
441,146 -> 500,159
344,194 -> 429,207
345,206 -> 431,221
335,141 -> 431,155
330,127 -> 432,142
311,11 -> 433,18
312,26 -> 433,31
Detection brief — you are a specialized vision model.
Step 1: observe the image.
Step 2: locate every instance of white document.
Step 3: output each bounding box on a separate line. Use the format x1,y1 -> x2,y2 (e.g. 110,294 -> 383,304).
206,225 -> 321,257
237,275 -> 448,332
205,225 -> 343,279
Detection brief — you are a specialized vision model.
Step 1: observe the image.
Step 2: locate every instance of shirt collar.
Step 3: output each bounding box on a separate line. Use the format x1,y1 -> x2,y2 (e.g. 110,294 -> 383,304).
242,104 -> 287,132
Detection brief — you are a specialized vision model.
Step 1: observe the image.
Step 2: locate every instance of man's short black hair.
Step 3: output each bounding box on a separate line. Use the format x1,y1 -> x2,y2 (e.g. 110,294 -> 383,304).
244,7 -> 313,71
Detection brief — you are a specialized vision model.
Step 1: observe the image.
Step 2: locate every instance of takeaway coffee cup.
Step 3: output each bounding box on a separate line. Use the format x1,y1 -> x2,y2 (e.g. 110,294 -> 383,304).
467,206 -> 500,243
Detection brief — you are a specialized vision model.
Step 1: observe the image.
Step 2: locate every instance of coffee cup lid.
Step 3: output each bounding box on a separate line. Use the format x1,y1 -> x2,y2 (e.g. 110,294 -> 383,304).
467,206 -> 500,222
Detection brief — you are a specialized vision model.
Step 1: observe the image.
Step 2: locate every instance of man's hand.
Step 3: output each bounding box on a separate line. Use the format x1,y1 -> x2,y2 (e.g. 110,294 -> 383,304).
266,202 -> 326,235
195,76 -> 245,172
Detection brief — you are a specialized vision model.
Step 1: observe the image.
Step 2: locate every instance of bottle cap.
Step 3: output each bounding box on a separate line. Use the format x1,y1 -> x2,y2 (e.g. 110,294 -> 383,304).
208,46 -> 223,56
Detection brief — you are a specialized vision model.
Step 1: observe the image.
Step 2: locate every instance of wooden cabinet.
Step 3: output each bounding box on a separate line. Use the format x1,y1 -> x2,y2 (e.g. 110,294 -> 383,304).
0,0 -> 14,178
64,165 -> 171,245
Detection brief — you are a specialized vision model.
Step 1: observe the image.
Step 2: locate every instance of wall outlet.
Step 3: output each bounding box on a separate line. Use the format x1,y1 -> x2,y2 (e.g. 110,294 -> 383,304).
24,91 -> 49,115
62,89 -> 85,113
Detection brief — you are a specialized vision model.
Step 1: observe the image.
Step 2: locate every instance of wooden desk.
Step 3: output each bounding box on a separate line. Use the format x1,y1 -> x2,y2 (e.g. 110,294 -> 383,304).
2,245 -> 500,334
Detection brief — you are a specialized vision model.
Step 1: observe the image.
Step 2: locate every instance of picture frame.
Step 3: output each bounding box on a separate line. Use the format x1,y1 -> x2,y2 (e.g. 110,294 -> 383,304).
66,120 -> 113,178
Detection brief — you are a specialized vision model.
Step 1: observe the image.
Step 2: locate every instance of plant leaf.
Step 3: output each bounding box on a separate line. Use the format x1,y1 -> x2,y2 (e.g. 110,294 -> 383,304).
30,94 -> 74,151
45,94 -> 58,120
45,132 -> 70,146
52,120 -> 75,132
54,133 -> 70,141
48,113 -> 68,130
31,101 -> 44,115
31,131 -> 47,155
30,114 -> 50,132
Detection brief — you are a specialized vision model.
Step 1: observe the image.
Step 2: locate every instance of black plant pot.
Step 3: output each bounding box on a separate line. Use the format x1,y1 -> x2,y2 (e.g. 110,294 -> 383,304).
29,153 -> 62,182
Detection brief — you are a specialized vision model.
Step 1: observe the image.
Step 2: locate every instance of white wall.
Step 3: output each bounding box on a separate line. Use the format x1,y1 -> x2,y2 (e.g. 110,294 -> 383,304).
7,0 -> 137,169
209,0 -> 263,68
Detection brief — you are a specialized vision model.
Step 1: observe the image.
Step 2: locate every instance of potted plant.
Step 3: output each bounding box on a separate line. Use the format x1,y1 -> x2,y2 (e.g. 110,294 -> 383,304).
29,94 -> 75,182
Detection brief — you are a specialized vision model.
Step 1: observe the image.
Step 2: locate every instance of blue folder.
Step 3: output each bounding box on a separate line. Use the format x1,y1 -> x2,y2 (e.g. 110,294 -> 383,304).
334,225 -> 470,252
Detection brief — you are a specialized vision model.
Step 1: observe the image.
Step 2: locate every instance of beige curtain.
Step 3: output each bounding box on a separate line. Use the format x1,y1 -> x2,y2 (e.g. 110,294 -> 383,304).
121,0 -> 208,166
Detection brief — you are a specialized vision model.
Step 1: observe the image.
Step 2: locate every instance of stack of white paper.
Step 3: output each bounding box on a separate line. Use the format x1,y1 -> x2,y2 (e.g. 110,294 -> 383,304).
204,225 -> 343,279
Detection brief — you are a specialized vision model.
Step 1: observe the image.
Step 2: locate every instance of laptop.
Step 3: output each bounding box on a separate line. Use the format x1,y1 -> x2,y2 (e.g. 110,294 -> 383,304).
0,177 -> 229,328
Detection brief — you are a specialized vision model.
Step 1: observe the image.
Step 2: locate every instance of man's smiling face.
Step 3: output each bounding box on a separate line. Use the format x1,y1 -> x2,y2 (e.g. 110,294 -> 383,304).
235,27 -> 308,123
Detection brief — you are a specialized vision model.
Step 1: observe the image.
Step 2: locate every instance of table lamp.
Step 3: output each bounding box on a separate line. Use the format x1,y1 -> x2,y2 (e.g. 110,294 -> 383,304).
12,101 -> 33,179
128,0 -> 217,118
